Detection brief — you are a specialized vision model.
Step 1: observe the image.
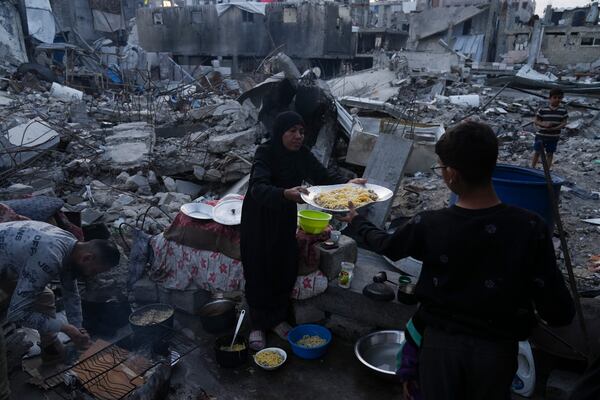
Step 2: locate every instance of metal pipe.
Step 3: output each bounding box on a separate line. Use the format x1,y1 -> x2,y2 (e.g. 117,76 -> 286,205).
539,147 -> 590,360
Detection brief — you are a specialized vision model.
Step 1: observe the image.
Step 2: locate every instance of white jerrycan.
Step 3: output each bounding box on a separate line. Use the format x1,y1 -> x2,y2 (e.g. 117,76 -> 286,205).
512,340 -> 536,397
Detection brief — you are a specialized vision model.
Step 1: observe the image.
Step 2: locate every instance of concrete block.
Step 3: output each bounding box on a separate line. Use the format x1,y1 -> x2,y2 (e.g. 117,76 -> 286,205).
104,122 -> 155,170
158,287 -> 211,315
291,301 -> 326,325
546,370 -> 580,400
318,235 -> 357,280
132,277 -> 159,303
207,128 -> 256,154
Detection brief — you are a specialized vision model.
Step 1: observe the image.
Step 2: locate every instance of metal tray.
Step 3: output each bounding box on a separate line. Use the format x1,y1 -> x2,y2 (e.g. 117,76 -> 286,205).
300,183 -> 394,213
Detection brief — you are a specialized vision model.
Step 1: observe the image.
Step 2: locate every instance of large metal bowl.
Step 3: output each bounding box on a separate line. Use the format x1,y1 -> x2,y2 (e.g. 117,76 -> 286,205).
354,330 -> 404,378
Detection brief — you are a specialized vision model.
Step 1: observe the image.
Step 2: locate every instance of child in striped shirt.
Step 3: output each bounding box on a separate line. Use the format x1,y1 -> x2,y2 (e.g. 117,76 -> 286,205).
531,88 -> 568,169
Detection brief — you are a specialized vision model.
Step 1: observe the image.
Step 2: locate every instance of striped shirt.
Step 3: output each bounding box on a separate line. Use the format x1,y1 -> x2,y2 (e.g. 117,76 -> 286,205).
536,105 -> 568,137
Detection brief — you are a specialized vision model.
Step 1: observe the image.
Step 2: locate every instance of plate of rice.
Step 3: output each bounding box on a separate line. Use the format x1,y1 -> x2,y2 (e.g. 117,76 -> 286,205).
300,183 -> 394,213
253,347 -> 287,370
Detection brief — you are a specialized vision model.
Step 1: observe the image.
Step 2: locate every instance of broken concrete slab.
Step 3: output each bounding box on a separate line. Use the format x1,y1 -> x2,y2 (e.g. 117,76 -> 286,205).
103,122 -> 155,170
1,118 -> 59,169
207,128 -> 256,154
175,180 -> 203,197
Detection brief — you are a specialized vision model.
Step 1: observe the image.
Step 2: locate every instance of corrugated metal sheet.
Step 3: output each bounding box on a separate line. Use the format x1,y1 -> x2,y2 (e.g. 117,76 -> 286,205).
453,34 -> 485,62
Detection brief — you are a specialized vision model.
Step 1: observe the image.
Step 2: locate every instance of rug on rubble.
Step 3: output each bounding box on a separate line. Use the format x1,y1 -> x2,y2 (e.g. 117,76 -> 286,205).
163,212 -> 241,260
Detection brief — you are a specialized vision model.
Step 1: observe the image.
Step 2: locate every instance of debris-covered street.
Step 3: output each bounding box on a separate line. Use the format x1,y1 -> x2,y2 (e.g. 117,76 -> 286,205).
1,0 -> 600,399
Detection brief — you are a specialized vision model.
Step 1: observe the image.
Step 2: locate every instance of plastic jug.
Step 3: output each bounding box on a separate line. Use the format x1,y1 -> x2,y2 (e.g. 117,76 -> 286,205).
512,340 -> 536,397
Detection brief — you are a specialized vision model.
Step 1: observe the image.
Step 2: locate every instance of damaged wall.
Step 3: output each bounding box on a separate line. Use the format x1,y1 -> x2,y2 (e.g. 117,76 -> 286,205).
541,27 -> 600,67
49,0 -> 142,43
0,1 -> 28,64
135,3 -> 354,60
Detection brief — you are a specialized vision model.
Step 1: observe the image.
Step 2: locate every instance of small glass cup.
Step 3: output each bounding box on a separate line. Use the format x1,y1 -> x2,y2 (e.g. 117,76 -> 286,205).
338,262 -> 355,289
330,230 -> 341,244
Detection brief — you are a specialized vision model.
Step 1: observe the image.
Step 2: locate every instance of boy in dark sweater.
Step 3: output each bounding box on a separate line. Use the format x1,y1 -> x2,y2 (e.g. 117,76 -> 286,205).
341,121 -> 575,400
531,88 -> 568,168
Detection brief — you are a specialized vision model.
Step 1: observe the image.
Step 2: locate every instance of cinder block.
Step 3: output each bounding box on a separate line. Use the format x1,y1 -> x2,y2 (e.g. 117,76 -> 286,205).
318,235 -> 357,280
132,277 -> 159,303
156,286 -> 211,315
546,370 -> 580,400
291,301 -> 326,325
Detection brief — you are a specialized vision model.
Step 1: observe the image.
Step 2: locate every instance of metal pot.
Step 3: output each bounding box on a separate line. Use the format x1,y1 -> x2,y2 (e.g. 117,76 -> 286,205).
129,303 -> 174,335
129,303 -> 174,351
198,299 -> 236,334
215,335 -> 248,368
397,276 -> 418,305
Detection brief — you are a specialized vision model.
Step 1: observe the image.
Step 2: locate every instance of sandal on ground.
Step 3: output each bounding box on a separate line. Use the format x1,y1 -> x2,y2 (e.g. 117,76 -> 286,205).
272,322 -> 293,341
249,330 -> 266,351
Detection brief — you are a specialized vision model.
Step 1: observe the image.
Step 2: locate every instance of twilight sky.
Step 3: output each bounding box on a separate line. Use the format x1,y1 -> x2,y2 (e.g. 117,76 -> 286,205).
535,0 -> 593,14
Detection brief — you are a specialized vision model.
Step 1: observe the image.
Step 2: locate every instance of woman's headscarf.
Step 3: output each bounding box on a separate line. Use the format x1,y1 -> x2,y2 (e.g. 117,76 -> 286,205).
271,111 -> 305,149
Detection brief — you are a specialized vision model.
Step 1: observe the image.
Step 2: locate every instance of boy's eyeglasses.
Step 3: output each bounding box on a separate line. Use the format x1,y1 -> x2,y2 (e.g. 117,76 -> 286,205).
430,164 -> 447,177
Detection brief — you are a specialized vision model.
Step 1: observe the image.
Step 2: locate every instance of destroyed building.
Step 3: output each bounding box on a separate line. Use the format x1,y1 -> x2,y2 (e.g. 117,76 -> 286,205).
135,2 -> 355,76
2,0 -> 600,399
502,2 -> 600,68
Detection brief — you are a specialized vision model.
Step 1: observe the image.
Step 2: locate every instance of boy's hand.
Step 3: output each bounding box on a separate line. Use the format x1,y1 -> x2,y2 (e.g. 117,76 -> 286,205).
336,201 -> 358,223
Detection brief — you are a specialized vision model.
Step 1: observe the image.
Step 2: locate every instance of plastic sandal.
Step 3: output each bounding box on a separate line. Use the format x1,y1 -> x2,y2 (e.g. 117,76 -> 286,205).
272,322 -> 293,340
249,330 -> 266,351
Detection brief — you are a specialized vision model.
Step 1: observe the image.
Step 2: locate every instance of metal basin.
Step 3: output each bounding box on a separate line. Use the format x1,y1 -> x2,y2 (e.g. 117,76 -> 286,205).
354,330 -> 404,378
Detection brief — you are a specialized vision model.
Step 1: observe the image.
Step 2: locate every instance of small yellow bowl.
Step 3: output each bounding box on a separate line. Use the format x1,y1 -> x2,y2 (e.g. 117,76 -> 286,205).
298,210 -> 332,235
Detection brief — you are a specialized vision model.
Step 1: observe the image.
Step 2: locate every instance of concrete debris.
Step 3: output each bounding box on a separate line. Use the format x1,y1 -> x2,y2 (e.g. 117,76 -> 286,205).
1,118 -> 59,169
207,128 -> 257,154
1,0 -> 600,399
103,122 -> 156,170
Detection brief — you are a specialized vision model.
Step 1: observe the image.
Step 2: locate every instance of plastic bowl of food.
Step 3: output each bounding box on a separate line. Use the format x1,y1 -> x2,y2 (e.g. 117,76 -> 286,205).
288,324 -> 332,359
297,210 -> 332,235
253,347 -> 287,370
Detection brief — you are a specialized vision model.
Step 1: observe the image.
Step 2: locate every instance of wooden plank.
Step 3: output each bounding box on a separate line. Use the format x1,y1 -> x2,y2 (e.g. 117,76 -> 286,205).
362,133 -> 412,228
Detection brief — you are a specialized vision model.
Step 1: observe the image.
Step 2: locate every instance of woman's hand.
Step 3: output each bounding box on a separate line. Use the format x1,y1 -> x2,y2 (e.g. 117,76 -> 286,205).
336,201 -> 358,223
348,178 -> 367,185
284,186 -> 308,204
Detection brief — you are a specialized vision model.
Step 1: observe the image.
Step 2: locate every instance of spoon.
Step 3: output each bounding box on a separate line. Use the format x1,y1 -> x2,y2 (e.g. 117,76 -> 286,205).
229,309 -> 246,350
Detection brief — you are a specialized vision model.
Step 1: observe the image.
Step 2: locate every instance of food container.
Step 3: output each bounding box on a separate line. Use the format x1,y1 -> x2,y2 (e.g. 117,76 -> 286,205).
297,210 -> 332,235
330,230 -> 341,244
396,276 -> 418,305
354,330 -> 405,380
338,262 -> 355,289
253,347 -> 287,371
198,299 -> 237,334
215,335 -> 248,368
129,303 -> 174,350
288,324 -> 332,360
129,303 -> 174,335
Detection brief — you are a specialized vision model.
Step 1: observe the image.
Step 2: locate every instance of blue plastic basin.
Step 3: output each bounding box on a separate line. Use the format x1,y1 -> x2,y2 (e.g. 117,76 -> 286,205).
288,324 -> 332,360
450,164 -> 564,228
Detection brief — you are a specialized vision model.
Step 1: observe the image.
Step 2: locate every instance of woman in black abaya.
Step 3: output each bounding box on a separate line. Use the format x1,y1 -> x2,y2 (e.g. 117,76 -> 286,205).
240,111 -> 364,350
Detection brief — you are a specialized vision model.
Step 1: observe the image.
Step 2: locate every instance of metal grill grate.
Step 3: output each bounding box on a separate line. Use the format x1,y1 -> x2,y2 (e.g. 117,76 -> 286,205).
45,326 -> 199,400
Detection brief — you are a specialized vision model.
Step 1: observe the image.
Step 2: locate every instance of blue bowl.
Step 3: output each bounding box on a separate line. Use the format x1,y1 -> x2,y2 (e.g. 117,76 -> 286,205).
288,324 -> 332,360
